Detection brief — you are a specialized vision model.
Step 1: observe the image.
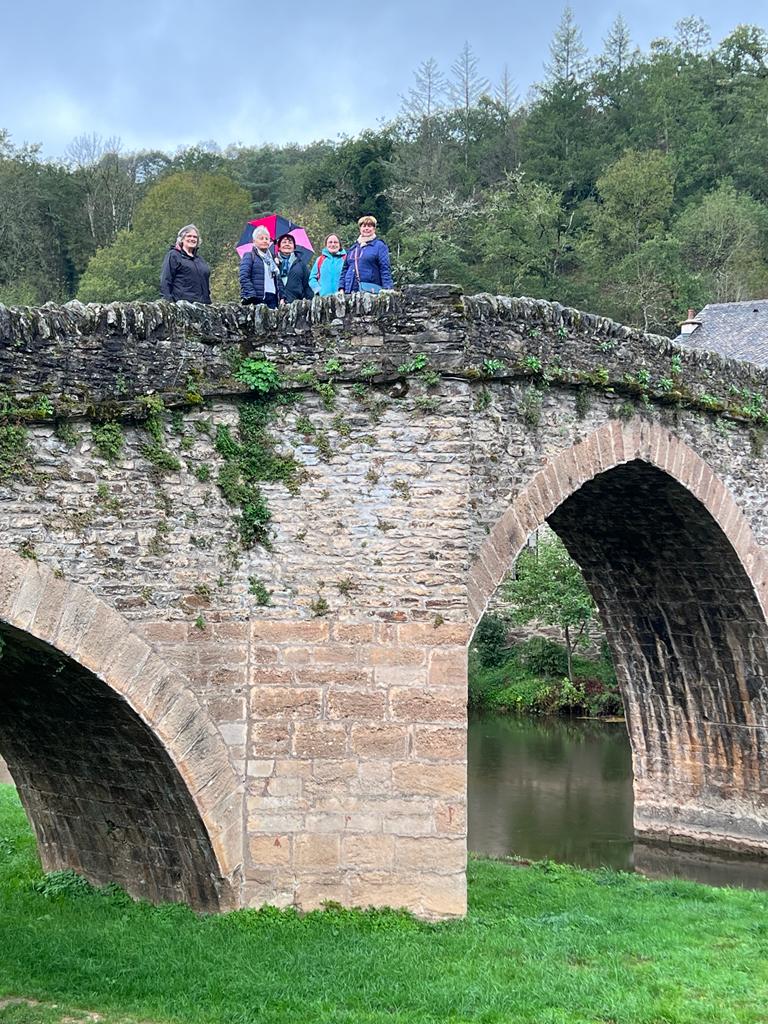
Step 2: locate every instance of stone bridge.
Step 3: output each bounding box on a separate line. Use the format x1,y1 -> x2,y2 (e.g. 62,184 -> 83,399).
1,285 -> 768,918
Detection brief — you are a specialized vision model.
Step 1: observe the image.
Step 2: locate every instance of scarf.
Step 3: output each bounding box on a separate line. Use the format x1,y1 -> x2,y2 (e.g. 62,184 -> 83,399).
278,252 -> 296,285
257,246 -> 279,278
356,233 -> 376,247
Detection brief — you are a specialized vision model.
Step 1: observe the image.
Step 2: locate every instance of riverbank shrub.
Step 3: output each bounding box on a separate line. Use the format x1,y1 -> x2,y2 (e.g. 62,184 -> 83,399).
468,636 -> 622,717
1,785 -> 768,1023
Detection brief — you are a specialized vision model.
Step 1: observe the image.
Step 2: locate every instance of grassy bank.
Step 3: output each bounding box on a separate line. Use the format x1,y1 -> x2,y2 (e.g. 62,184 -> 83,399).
469,634 -> 623,717
1,786 -> 767,1023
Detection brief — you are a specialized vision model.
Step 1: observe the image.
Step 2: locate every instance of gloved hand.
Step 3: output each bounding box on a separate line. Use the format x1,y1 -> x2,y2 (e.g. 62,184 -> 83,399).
241,297 -> 256,306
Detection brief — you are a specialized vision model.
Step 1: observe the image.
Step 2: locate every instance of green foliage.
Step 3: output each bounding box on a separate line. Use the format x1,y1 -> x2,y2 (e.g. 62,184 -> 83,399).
91,421 -> 123,463
310,595 -> 330,617
214,397 -> 300,549
468,637 -> 619,717
504,535 -> 596,683
140,442 -> 181,474
248,577 -> 273,606
0,424 -> 31,481
235,358 -> 282,394
519,386 -> 543,427
398,353 -> 428,374
33,869 -> 97,900
77,171 -> 250,302
472,613 -> 509,668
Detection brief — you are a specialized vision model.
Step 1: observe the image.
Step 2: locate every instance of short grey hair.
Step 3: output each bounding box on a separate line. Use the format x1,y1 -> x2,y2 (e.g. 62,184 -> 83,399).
176,223 -> 201,248
252,226 -> 271,242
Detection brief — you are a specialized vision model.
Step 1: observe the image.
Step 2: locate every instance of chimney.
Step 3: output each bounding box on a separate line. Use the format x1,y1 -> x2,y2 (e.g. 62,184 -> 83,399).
680,308 -> 701,335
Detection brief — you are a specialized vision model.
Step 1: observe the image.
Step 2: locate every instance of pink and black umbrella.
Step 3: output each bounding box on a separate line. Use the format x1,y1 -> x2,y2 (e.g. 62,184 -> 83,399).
236,214 -> 314,260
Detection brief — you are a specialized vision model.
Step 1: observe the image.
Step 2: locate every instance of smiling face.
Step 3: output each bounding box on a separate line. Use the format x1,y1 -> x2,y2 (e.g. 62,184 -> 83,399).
181,230 -> 199,254
325,235 -> 341,253
278,236 -> 296,256
253,231 -> 271,252
359,221 -> 376,239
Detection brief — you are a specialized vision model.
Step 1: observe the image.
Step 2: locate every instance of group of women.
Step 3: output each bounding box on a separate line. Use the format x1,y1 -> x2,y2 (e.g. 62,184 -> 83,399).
160,216 -> 393,306
239,215 -> 393,306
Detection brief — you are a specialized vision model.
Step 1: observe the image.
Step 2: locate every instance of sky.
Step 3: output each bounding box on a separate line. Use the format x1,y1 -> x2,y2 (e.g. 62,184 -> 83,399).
2,0 -> 766,160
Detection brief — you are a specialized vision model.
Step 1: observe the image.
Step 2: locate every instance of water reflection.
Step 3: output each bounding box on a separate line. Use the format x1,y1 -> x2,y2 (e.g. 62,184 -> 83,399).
468,713 -> 768,889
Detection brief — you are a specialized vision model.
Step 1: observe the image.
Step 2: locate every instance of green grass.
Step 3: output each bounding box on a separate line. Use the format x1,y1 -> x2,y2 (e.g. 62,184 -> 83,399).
1,785 -> 768,1023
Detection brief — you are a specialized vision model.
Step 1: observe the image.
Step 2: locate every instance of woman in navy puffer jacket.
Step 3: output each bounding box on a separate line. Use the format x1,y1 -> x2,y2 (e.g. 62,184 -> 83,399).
341,215 -> 394,293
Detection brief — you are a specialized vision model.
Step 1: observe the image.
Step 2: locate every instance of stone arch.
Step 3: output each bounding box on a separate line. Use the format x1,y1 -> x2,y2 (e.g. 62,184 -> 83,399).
469,418 -> 768,853
0,550 -> 243,909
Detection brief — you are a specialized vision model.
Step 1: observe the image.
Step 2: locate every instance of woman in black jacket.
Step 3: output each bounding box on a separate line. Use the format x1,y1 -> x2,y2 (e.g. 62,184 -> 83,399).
160,224 -> 211,303
275,233 -> 313,302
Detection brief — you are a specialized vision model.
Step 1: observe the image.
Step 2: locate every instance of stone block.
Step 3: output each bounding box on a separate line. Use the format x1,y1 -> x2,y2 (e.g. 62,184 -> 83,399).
294,833 -> 341,868
250,687 -> 322,719
392,762 -> 466,798
413,727 -> 466,761
389,687 -> 466,723
341,834 -> 395,870
249,834 -> 292,866
327,689 -> 387,720
434,801 -> 467,835
394,836 -> 466,872
293,723 -> 348,758
427,648 -> 468,686
249,722 -> 292,756
350,724 -> 408,759
251,621 -> 330,644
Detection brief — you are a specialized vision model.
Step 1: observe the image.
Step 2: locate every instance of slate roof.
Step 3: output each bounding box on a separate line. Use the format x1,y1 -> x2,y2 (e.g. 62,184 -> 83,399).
674,299 -> 768,367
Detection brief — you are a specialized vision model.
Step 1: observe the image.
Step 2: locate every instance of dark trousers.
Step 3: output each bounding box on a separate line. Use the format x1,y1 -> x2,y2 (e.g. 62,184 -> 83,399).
258,293 -> 278,309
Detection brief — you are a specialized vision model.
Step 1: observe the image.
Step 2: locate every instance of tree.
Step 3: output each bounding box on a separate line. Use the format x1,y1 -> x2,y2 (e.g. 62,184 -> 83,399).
302,131 -> 395,230
494,65 -> 519,115
450,42 -> 490,171
503,534 -> 595,684
77,171 -> 250,302
674,181 -> 768,302
477,170 -> 576,296
401,57 -> 447,122
520,7 -> 598,203
592,149 -> 675,257
66,134 -> 142,247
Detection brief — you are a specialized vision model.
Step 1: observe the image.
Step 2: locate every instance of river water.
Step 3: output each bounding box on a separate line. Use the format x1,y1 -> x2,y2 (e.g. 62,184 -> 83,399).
468,713 -> 768,890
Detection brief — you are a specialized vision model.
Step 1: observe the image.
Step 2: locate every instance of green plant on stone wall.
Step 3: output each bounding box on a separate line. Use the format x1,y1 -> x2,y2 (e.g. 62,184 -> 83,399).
54,420 -> 78,447
482,359 -> 505,376
235,358 -> 282,394
92,422 -> 124,464
398,353 -> 428,375
574,390 -> 591,420
214,397 -> 300,549
520,386 -> 543,427
248,577 -> 273,606
310,595 -> 330,617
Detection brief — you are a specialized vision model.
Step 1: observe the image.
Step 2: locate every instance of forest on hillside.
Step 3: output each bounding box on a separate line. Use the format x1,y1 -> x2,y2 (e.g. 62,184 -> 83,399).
2,11 -> 768,334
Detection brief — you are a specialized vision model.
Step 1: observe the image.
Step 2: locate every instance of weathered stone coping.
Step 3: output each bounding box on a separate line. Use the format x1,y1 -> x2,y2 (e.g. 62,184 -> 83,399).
1,284 -> 766,423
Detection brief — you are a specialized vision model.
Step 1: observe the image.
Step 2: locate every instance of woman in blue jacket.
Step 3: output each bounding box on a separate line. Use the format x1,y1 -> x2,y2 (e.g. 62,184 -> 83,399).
239,226 -> 282,307
309,234 -> 347,296
341,216 -> 394,293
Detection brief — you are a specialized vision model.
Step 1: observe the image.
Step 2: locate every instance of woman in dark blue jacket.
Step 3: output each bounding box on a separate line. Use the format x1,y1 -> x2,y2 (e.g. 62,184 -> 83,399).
341,215 -> 394,293
239,226 -> 282,307
160,224 -> 211,303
